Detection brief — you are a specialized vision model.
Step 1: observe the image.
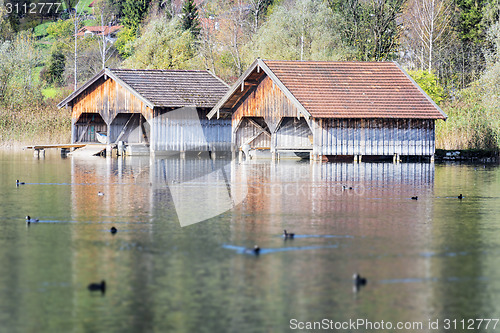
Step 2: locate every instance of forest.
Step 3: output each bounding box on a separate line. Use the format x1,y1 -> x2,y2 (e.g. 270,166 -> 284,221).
0,0 -> 499,150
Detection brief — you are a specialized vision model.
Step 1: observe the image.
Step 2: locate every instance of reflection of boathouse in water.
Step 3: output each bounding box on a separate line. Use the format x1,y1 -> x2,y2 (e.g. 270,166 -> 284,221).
209,59 -> 447,162
58,68 -> 231,155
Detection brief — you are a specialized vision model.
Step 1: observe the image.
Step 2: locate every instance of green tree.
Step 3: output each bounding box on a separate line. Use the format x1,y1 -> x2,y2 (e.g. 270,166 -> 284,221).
407,70 -> 445,104
122,0 -> 150,33
181,0 -> 200,37
246,0 -> 351,61
455,0 -> 487,43
123,17 -> 199,69
42,48 -> 66,86
327,0 -> 404,60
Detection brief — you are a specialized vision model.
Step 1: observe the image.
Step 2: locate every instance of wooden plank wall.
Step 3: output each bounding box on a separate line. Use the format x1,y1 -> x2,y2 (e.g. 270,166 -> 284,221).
318,119 -> 435,156
276,117 -> 313,150
109,114 -> 149,143
235,118 -> 271,149
232,76 -> 300,133
71,77 -> 153,125
74,113 -> 106,142
150,108 -> 231,152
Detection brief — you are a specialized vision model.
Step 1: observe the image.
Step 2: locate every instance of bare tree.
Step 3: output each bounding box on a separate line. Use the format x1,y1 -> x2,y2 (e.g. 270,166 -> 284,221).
404,0 -> 453,72
69,1 -> 85,90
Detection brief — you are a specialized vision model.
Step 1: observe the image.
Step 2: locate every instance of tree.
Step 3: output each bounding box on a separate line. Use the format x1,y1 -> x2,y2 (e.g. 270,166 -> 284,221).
123,17 -> 198,69
246,0 -> 350,61
327,0 -> 405,60
247,0 -> 274,33
0,32 -> 42,107
455,0 -> 487,43
407,70 -> 445,104
44,49 -> 66,85
122,0 -> 150,33
181,0 -> 200,37
403,0 -> 453,72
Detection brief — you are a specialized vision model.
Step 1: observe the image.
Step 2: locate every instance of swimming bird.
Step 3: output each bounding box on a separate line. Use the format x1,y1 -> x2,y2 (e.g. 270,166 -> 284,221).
98,192 -> 104,196
353,273 -> 367,289
16,180 -> 25,186
87,280 -> 106,294
110,226 -> 117,234
25,216 -> 39,224
283,229 -> 295,239
253,245 -> 260,255
411,196 -> 418,200
458,194 -> 463,200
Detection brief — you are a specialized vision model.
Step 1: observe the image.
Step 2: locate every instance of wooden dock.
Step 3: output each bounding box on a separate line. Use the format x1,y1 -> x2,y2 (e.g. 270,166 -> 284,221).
25,144 -> 87,150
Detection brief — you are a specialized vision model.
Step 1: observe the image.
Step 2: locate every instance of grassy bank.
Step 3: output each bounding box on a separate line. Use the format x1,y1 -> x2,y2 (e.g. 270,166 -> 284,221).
437,87 -> 500,151
0,102 -> 71,149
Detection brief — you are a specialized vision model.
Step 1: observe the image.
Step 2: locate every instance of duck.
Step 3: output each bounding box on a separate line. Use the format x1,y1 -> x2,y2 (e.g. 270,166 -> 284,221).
25,216 -> 39,224
353,273 -> 367,288
87,280 -> 106,294
97,192 -> 104,196
458,194 -> 463,200
110,226 -> 117,234
283,229 -> 295,239
16,180 -> 25,186
411,196 -> 418,200
252,245 -> 260,255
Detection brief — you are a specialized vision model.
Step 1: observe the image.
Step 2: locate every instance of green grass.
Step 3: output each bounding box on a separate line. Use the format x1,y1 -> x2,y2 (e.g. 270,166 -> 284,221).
34,22 -> 53,38
42,87 -> 59,99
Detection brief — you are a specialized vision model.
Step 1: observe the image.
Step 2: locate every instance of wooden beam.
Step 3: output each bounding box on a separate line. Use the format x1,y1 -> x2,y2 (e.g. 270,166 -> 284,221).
114,115 -> 136,143
248,118 -> 271,138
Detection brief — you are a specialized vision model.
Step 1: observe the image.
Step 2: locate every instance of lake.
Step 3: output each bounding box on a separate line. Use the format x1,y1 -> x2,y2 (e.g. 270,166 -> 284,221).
0,150 -> 499,332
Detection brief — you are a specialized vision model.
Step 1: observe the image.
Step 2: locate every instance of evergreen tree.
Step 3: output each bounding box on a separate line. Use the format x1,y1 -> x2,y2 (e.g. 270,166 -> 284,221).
45,49 -> 66,86
181,0 -> 200,37
122,0 -> 150,33
455,0 -> 487,43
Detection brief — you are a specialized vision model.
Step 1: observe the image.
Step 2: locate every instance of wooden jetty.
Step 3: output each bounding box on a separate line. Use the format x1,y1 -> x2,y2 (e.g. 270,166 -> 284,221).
208,59 -> 447,162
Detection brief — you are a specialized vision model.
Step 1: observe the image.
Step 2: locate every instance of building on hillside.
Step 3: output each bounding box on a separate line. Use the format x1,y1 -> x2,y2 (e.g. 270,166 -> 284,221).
58,68 -> 231,155
208,59 -> 447,162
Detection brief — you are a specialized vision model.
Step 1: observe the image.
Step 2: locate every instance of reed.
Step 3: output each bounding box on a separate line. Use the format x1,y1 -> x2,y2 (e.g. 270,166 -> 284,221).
437,87 -> 500,150
0,101 -> 71,148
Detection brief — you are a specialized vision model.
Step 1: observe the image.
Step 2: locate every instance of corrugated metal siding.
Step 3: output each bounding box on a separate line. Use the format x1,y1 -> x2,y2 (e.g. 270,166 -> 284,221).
318,119 -> 435,156
276,117 -> 313,149
151,108 -> 231,152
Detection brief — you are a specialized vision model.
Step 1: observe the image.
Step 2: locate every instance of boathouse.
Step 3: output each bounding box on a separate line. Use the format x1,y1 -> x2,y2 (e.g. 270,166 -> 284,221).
58,68 -> 231,154
208,59 -> 447,161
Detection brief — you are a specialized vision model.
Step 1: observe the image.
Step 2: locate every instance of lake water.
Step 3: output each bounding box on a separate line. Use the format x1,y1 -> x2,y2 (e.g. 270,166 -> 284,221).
1,150 -> 500,332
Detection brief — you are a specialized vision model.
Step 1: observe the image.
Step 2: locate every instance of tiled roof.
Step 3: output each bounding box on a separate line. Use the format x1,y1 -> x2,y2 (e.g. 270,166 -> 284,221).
263,60 -> 446,119
76,25 -> 123,36
111,69 -> 228,108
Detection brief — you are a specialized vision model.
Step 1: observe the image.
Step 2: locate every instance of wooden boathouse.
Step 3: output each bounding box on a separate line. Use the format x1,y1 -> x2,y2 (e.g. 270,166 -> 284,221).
208,59 -> 447,161
58,68 -> 231,155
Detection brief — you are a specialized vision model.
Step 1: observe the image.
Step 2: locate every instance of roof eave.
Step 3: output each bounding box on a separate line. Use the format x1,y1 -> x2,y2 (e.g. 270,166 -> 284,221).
57,68 -> 156,109
207,58 -> 312,120
394,62 -> 448,120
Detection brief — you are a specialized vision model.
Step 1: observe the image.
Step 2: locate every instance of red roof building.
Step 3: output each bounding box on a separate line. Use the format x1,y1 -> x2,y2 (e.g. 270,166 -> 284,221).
209,59 -> 446,161
76,25 -> 123,37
